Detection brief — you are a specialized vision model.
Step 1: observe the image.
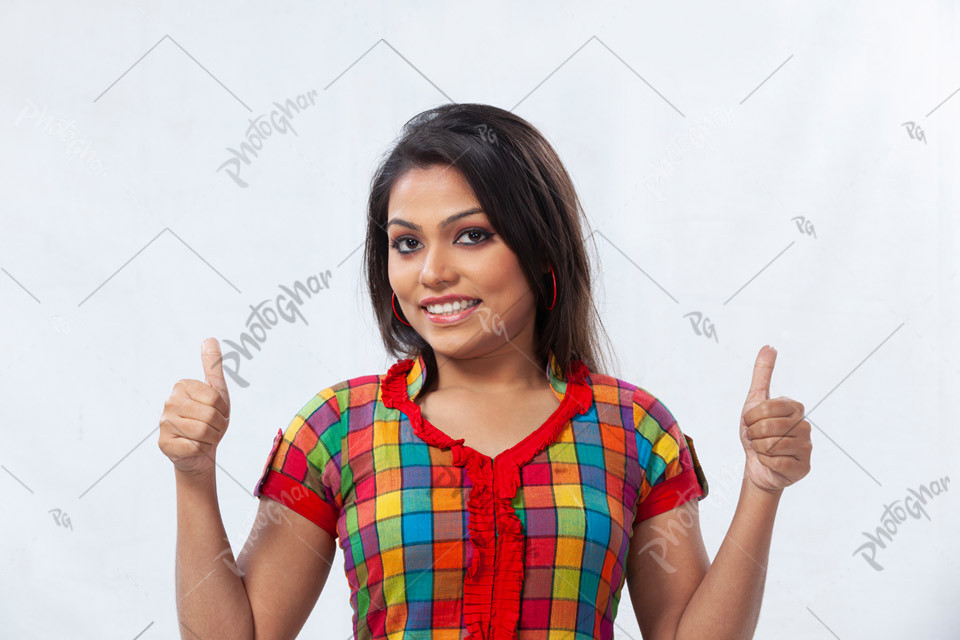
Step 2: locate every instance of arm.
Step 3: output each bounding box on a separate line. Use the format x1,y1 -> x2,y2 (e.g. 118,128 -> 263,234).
674,477 -> 780,640
165,339 -> 341,639
174,467 -> 253,639
626,471 -> 781,640
174,467 -> 338,640
627,345 -> 810,640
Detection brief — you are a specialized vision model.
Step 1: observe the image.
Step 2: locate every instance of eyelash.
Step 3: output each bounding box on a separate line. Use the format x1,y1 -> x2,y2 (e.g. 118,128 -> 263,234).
389,228 -> 494,255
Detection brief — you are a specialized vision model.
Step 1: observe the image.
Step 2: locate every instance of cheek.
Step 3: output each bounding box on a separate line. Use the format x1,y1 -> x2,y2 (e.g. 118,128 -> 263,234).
480,265 -> 535,312
388,259 -> 418,290
477,248 -> 524,286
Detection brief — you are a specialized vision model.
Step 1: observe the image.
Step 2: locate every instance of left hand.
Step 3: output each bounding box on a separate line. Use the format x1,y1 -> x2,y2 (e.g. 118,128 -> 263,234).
739,345 -> 812,493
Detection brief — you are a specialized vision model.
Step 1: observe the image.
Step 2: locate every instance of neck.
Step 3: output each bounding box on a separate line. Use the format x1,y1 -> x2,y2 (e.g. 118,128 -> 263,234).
430,345 -> 548,395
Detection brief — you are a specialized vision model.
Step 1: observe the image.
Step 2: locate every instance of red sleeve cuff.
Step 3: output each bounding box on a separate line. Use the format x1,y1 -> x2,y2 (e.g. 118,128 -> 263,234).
257,469 -> 340,538
634,467 -> 706,525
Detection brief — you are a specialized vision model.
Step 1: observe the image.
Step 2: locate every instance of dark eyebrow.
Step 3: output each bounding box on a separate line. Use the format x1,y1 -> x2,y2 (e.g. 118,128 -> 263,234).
385,207 -> 485,232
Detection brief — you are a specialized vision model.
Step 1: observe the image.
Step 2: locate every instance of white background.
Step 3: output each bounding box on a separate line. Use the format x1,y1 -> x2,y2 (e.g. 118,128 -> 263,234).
1,1 -> 957,638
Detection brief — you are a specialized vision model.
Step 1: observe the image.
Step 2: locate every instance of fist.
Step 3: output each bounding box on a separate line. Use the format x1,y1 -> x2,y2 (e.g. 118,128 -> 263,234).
739,345 -> 812,493
158,337 -> 232,476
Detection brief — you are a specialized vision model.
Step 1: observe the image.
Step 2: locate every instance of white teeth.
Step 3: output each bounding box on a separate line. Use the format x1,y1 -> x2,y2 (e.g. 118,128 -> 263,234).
425,299 -> 480,315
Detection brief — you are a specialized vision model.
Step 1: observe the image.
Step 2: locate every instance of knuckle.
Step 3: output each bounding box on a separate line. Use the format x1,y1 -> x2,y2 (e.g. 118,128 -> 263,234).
200,387 -> 219,407
201,405 -> 219,427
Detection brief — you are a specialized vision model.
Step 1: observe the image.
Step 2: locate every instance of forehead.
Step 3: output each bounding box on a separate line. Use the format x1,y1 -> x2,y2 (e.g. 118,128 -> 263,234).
387,165 -> 480,221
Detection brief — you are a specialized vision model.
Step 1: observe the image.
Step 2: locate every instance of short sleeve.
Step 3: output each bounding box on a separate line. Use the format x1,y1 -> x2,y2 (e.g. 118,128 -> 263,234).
632,387 -> 709,525
253,386 -> 343,538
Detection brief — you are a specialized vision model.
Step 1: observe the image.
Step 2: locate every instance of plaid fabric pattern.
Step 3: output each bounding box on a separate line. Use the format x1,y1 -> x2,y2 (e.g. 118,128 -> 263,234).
254,351 -> 708,640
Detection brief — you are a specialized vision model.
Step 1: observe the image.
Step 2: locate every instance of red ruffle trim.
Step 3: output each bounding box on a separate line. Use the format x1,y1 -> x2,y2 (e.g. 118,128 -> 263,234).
381,356 -> 593,640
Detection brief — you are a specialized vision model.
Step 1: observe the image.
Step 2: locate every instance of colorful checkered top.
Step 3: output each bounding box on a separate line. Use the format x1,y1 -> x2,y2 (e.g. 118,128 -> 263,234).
254,351 -> 709,640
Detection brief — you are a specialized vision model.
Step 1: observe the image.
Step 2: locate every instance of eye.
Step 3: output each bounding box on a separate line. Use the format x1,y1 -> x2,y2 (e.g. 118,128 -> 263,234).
455,228 -> 493,245
389,228 -> 494,255
389,237 -> 421,255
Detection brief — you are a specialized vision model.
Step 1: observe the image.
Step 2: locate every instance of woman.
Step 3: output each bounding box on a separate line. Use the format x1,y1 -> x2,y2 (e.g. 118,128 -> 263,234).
159,103 -> 812,640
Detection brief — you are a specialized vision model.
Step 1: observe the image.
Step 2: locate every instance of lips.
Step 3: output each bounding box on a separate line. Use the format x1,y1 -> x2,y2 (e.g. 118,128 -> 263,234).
421,299 -> 482,325
419,295 -> 482,308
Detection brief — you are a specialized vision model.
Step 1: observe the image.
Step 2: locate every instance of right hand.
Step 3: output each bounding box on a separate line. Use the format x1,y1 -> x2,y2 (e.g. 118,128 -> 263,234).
158,337 -> 232,477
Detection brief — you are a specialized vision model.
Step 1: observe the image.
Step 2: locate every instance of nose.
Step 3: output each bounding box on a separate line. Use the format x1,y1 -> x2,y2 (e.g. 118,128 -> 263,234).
418,243 -> 456,288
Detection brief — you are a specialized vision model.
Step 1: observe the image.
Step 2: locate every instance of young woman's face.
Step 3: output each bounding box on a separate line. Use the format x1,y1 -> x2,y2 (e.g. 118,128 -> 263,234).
386,164 -> 538,358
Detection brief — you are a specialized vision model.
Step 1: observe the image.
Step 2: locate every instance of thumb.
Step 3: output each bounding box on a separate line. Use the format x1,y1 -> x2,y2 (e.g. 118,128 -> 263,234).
201,337 -> 230,402
746,344 -> 777,404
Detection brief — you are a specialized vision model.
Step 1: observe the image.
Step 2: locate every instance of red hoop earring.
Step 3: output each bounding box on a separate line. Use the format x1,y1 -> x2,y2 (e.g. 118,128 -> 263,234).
545,265 -> 557,310
392,292 -> 412,326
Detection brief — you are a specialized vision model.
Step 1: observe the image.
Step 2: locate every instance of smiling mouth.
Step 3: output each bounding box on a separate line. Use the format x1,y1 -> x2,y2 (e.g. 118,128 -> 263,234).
421,299 -> 483,316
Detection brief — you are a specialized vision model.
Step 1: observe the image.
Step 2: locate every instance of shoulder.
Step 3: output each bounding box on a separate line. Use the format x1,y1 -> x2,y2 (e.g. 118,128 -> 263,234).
584,367 -> 708,501
582,369 -> 668,421
308,370 -> 382,416
303,359 -> 408,423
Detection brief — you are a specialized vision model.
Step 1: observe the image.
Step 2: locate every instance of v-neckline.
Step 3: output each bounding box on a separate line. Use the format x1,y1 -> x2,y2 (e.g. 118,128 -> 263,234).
380,352 -> 594,467
414,390 -> 560,462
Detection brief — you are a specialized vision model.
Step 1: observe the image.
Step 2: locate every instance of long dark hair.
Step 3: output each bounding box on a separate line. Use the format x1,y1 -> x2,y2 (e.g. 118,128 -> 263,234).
362,103 -> 615,384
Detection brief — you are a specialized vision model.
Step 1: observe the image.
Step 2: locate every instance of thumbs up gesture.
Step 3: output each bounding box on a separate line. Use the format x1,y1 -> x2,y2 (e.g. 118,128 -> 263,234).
158,337 -> 232,477
740,345 -> 812,493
